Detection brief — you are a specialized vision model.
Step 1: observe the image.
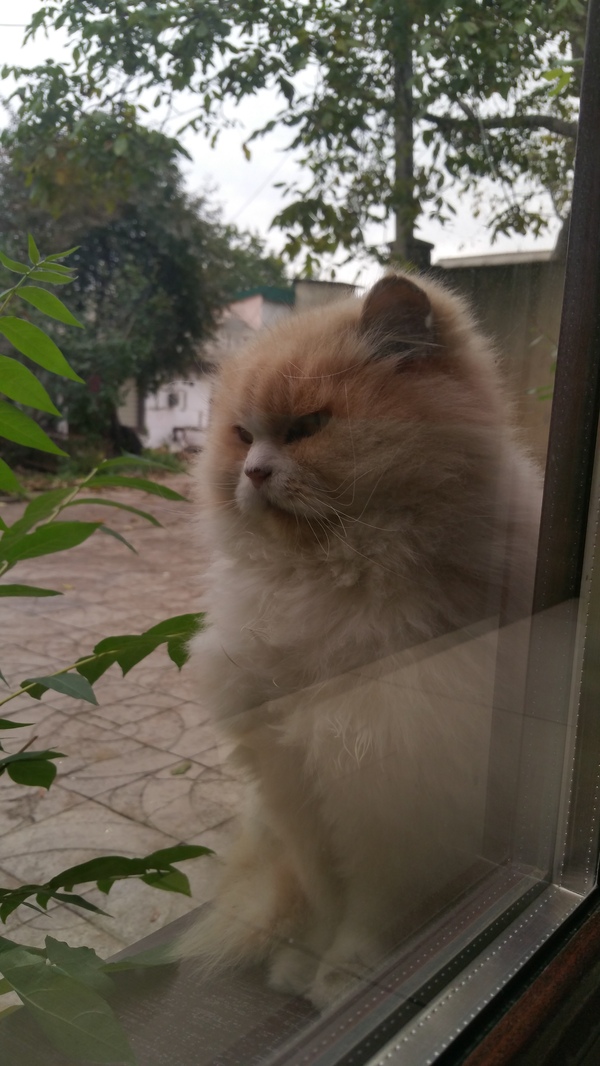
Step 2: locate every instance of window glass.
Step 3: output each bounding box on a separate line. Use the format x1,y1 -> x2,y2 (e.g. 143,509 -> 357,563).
2,2 -> 598,1065
167,5 -> 599,1063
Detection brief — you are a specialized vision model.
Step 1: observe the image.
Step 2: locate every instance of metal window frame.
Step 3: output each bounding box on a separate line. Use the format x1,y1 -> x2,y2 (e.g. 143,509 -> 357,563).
357,2 -> 600,1061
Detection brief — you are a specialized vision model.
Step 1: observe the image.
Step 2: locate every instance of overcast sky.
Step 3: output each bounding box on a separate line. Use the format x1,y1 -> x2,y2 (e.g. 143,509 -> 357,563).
0,1 -> 559,286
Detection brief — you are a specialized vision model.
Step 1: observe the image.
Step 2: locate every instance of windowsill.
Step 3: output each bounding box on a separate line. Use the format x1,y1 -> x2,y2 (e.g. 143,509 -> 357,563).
0,865 -> 586,1066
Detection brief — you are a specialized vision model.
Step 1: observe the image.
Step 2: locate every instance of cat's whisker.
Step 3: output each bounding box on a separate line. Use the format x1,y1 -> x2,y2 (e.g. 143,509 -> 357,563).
320,469 -> 376,502
321,504 -> 399,535
301,507 -> 331,557
322,519 -> 412,579
354,461 -> 400,522
344,381 -> 358,507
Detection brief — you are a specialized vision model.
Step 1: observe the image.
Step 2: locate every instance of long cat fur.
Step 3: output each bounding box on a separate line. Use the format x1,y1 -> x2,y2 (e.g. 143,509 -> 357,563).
175,273 -> 542,1008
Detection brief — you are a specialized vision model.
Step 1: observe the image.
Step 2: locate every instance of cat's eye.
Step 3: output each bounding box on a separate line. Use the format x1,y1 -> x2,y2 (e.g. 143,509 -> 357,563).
234,425 -> 253,445
284,410 -> 331,445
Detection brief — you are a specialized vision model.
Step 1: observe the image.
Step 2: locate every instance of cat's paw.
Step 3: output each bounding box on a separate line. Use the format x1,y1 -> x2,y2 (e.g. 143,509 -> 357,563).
309,961 -> 362,1011
308,955 -> 371,1011
268,944 -> 319,996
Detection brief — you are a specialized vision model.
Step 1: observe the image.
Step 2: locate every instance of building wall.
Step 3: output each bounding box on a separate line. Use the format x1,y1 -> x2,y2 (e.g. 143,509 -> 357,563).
143,376 -> 214,450
294,279 -> 356,311
434,260 -> 565,464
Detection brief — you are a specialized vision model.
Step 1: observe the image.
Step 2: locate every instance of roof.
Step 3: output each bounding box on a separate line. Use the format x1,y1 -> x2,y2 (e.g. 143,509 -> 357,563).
435,249 -> 555,269
229,285 -> 295,306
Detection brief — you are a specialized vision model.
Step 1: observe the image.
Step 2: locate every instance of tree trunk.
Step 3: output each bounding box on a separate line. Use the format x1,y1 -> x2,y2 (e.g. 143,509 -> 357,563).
389,3 -> 418,265
552,212 -> 571,262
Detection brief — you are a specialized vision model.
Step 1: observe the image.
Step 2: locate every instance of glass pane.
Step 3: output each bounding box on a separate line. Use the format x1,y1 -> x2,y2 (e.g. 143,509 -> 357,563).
1,2 -> 597,1065
166,5 -> 599,1061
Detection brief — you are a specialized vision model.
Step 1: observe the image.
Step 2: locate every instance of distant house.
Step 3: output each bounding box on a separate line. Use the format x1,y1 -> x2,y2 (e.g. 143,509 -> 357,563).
119,280 -> 355,452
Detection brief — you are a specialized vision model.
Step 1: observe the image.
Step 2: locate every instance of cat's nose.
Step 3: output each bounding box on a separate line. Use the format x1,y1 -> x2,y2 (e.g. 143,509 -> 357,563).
245,465 -> 272,489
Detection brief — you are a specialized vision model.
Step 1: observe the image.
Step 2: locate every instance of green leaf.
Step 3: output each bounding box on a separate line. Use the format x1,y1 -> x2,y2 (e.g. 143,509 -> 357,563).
0,749 -> 64,768
97,454 -> 182,472
44,938 -> 114,997
43,892 -> 108,917
48,855 -> 141,892
20,673 -> 98,705
6,759 -> 58,789
98,525 -> 137,553
0,251 -> 29,275
168,637 -> 190,669
0,457 -> 23,495
75,614 -> 203,684
149,613 -> 202,668
0,584 -> 62,597
66,496 -> 161,526
113,134 -> 129,156
141,869 -> 191,895
16,287 -> 83,328
86,474 -> 187,500
27,234 -> 40,265
47,844 -> 211,895
0,718 -> 32,729
0,897 -> 38,922
91,634 -> 161,675
0,401 -> 67,455
0,521 -> 102,565
45,246 -> 79,262
0,936 -> 45,956
0,318 -> 83,381
143,614 -> 201,640
0,947 -> 136,1064
0,355 -> 61,415
28,271 -> 73,285
33,262 -> 73,277
170,760 -> 192,775
75,651 -> 117,685
146,844 -> 213,864
4,487 -> 72,538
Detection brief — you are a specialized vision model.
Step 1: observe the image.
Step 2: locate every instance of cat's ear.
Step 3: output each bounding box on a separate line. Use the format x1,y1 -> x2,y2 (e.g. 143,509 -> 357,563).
359,275 -> 433,361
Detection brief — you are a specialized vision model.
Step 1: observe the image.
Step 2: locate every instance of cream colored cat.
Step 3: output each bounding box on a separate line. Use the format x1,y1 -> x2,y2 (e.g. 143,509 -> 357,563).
177,274 -> 541,1008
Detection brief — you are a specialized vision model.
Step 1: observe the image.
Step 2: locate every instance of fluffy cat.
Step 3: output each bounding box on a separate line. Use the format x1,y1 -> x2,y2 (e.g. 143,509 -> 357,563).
176,273 -> 542,1009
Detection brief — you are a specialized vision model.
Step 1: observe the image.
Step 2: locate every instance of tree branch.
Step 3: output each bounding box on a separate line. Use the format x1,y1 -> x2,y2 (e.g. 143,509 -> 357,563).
423,112 -> 578,139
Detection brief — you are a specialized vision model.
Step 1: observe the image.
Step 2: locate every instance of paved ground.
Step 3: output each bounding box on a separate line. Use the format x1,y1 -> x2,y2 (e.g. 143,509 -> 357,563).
0,471 -> 241,956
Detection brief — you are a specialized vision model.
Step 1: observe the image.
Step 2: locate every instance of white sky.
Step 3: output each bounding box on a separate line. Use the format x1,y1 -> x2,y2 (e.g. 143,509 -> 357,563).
0,1 -> 559,286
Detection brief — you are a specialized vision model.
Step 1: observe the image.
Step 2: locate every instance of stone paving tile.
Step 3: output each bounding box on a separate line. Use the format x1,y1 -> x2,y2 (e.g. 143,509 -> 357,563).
0,781 -> 87,837
58,747 -> 177,799
92,689 -> 189,726
0,803 -> 179,885
117,702 -> 217,754
100,761 -> 244,840
6,910 -> 128,955
1,707 -> 148,778
0,474 -> 243,955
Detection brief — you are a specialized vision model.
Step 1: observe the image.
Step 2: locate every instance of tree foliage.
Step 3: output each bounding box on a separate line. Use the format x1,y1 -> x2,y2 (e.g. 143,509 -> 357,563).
2,0 -> 587,267
0,113 -> 288,436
